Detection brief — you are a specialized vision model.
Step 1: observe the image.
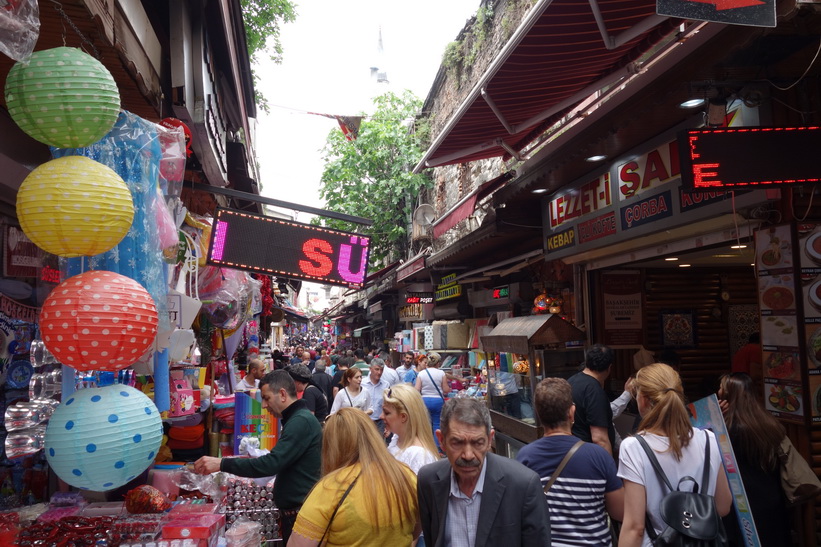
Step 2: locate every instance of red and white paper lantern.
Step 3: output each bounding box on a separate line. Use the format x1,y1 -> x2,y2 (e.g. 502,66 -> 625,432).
40,271 -> 158,371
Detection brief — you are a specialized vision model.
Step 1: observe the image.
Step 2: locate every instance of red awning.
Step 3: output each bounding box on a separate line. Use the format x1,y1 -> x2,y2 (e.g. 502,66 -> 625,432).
415,0 -> 676,170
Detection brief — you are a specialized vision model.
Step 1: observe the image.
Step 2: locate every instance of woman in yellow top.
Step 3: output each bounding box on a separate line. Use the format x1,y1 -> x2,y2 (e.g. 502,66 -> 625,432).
289,407 -> 421,546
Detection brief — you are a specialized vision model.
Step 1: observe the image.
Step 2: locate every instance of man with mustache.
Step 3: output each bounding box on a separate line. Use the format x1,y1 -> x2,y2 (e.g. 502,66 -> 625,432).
417,398 -> 551,546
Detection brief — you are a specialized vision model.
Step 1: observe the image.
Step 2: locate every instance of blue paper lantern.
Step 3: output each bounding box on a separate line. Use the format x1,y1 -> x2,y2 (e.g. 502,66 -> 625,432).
45,385 -> 162,491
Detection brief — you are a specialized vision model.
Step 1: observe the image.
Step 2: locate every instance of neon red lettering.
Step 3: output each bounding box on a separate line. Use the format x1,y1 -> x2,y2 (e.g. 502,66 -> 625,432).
299,238 -> 334,276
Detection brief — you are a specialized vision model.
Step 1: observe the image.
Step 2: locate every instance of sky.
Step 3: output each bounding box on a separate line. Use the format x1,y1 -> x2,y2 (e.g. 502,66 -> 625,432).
252,0 -> 482,222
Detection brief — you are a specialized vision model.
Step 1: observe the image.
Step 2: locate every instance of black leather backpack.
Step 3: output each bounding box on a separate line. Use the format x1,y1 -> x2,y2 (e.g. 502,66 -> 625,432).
635,431 -> 728,546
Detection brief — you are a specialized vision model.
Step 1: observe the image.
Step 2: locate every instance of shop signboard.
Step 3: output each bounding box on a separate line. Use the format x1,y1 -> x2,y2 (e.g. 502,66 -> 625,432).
435,273 -> 462,302
601,271 -> 644,346
405,292 -> 433,304
542,104 -> 772,262
657,0 -> 775,28
679,126 -> 821,189
207,208 -> 371,288
3,225 -> 42,278
755,223 -> 807,424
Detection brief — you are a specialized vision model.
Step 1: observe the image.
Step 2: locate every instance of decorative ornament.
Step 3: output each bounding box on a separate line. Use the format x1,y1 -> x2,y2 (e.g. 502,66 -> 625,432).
40,270 -> 158,371
534,293 -> 549,312
16,156 -> 134,257
5,47 -> 120,148
44,385 -> 162,491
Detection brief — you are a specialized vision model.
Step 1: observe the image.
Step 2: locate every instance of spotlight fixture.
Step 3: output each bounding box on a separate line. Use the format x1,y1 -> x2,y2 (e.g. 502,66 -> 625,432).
532,188 -> 548,194
679,263 -> 691,267
680,98 -> 705,108
730,244 -> 747,249
585,154 -> 607,162
664,257 -> 679,261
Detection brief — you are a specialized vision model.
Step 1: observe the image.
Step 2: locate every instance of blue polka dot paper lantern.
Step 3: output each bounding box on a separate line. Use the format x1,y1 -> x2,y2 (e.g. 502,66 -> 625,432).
5,47 -> 120,148
45,385 -> 162,491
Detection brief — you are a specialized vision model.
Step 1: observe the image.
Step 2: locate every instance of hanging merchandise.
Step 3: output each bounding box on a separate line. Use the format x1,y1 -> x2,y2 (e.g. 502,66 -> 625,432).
0,0 -> 40,63
57,111 -> 172,336
15,155 -> 134,257
44,384 -> 162,491
39,270 -> 158,371
4,47 -> 120,148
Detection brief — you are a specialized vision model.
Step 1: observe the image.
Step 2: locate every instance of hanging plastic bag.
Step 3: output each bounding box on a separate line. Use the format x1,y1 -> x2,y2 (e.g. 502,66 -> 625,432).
0,0 -> 40,63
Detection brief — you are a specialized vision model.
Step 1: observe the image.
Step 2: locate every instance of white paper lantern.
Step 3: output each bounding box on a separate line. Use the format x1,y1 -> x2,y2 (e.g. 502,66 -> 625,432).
45,385 -> 162,491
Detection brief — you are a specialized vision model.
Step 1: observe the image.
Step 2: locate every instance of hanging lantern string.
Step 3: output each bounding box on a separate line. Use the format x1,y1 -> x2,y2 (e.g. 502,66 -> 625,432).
49,0 -> 101,60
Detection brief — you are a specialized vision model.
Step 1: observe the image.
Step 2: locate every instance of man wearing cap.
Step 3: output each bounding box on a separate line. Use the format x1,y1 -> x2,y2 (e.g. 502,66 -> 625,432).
193,370 -> 321,543
286,363 -> 328,423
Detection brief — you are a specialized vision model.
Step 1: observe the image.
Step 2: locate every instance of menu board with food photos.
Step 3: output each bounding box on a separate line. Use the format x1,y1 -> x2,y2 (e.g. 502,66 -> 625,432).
756,224 -> 805,424
796,223 -> 821,424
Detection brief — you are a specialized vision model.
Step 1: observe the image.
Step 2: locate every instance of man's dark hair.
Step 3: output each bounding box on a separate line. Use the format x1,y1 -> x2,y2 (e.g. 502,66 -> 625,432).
584,343 -> 614,372
534,377 -> 574,429
261,369 -> 297,398
354,348 -> 365,359
364,354 -> 372,364
404,351 -> 415,359
441,398 -> 492,437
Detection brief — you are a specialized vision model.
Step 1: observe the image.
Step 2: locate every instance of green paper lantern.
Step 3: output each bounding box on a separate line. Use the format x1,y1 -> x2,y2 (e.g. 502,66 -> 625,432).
4,47 -> 120,149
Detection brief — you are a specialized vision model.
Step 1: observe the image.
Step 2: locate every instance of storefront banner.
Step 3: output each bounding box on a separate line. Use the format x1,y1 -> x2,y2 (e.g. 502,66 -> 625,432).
688,394 -> 760,547
618,141 -> 679,200
0,293 -> 38,323
620,190 -> 673,231
4,225 -> 42,278
602,271 -> 643,346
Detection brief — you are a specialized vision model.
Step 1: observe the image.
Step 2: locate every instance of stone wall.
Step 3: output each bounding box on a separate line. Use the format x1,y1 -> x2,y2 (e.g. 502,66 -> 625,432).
420,0 -> 535,253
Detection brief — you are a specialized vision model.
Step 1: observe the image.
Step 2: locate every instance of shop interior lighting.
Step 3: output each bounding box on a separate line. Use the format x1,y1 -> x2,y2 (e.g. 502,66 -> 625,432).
680,98 -> 705,108
664,257 -> 679,261
679,263 -> 692,267
730,244 -> 747,249
585,154 -> 607,162
532,188 -> 549,194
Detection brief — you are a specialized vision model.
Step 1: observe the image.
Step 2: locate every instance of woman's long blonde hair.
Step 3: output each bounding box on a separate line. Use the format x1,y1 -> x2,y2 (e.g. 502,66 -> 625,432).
321,408 -> 417,529
636,362 -> 693,460
383,383 -> 439,459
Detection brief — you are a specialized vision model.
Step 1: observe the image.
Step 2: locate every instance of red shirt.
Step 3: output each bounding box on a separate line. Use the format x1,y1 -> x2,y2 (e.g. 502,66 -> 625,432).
731,343 -> 761,374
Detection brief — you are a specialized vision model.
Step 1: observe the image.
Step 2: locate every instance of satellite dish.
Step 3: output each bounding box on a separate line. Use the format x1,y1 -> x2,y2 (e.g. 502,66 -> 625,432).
413,204 -> 436,226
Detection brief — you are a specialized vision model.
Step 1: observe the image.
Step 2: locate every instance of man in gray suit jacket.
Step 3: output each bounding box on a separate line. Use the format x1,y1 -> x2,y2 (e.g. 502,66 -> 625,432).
418,398 -> 551,546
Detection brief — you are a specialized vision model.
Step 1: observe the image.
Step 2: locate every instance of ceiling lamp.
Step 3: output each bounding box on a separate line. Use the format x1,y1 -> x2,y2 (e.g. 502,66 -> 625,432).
665,257 -> 679,261
680,98 -> 705,108
532,188 -> 548,194
585,155 -> 607,162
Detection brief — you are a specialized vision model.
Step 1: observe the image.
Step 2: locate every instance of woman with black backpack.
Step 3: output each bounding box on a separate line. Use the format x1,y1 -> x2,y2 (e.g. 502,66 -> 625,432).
618,363 -> 732,546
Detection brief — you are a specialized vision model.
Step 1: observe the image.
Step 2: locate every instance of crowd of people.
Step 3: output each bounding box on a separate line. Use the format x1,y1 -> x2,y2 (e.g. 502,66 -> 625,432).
191,342 -> 799,546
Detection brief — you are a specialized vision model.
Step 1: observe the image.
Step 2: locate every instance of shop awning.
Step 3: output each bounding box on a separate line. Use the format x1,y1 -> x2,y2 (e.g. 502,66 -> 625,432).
353,322 -> 386,338
414,0 -> 676,171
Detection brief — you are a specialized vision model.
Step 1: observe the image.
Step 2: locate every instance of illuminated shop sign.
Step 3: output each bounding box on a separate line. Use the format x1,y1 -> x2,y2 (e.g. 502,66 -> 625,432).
679,126 -> 821,189
492,286 -> 509,299
207,208 -> 371,288
548,173 -> 611,229
405,293 -> 433,304
620,190 -> 673,230
546,226 -> 576,253
435,273 -> 461,302
618,141 -> 679,200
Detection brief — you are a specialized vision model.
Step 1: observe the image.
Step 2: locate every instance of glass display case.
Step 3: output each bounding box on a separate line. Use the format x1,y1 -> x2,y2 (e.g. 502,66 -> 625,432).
480,314 -> 586,449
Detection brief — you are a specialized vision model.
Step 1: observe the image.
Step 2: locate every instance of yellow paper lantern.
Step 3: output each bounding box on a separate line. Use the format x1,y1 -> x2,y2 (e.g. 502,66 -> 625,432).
16,156 -> 134,257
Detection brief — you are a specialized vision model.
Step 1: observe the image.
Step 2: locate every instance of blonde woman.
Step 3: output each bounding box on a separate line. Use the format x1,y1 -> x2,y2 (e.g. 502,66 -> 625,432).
618,363 -> 732,547
382,384 -> 439,474
329,367 -> 372,416
290,408 -> 420,546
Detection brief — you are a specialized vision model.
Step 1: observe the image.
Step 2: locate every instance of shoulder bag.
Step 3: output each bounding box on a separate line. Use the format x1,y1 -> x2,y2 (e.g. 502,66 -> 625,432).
318,473 -> 360,546
425,369 -> 445,400
778,436 -> 821,505
543,440 -> 585,493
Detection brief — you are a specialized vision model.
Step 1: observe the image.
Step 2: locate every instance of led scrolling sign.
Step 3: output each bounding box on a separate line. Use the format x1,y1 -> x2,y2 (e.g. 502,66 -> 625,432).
207,208 -> 371,288
679,126 -> 821,189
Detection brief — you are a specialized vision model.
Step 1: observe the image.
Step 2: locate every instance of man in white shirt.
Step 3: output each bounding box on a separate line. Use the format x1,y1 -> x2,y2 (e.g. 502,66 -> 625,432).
238,358 -> 265,391
377,356 -> 401,386
361,360 -> 390,439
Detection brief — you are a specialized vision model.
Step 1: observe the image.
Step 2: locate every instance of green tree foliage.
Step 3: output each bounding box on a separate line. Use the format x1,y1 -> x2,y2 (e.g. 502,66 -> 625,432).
317,90 -> 432,267
241,0 -> 298,111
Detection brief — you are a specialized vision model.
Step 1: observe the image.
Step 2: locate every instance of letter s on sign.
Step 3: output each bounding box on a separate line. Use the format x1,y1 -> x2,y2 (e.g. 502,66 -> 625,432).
299,238 -> 334,277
